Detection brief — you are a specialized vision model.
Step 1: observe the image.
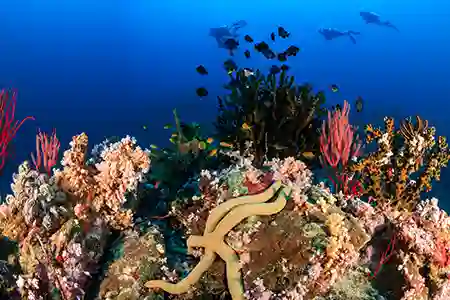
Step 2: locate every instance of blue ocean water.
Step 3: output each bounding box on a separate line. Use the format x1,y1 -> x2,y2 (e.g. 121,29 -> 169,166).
0,1 -> 449,207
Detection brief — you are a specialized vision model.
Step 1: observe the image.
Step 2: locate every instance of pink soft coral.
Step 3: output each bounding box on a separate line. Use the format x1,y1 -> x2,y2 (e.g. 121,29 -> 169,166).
264,157 -> 312,208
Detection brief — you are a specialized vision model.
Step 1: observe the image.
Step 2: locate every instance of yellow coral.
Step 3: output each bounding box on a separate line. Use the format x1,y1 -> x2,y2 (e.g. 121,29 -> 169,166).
351,116 -> 450,211
326,213 -> 345,236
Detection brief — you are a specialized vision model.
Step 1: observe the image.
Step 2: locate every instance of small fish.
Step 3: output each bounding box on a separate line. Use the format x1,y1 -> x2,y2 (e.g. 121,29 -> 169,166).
207,137 -> 214,143
243,68 -> 254,77
208,148 -> 218,157
142,125 -> 147,130
163,124 -> 172,129
244,34 -> 254,43
330,84 -> 339,92
198,141 -> 207,150
224,38 -> 239,55
355,96 -> 364,112
219,141 -> 233,148
254,41 -> 270,52
244,50 -> 251,58
277,52 -> 287,62
270,32 -> 276,41
271,143 -> 288,150
169,137 -> 176,143
280,64 -> 290,71
262,49 -> 276,59
241,122 -> 252,130
263,100 -> 272,107
278,26 -> 290,38
269,65 -> 281,75
196,65 -> 208,75
196,87 -> 208,97
150,144 -> 158,149
302,151 -> 315,159
223,59 -> 238,74
285,45 -> 300,56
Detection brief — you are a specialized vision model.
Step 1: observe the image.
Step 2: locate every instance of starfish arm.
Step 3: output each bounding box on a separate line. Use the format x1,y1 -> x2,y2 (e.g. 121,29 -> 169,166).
214,187 -> 291,237
187,234 -> 209,252
145,251 -> 216,294
205,181 -> 282,233
216,241 -> 245,300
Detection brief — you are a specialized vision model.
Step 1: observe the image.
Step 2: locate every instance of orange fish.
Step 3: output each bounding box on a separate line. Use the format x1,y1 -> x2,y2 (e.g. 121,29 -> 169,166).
302,151 -> 315,159
241,123 -> 252,130
208,149 -> 218,157
219,141 -> 233,148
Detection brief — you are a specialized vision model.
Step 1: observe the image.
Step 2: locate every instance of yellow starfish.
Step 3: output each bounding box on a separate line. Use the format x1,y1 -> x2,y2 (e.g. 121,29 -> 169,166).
145,181 -> 291,299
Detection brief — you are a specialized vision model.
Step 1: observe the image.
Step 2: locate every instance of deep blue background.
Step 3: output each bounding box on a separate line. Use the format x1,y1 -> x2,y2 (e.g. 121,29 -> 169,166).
0,1 -> 449,207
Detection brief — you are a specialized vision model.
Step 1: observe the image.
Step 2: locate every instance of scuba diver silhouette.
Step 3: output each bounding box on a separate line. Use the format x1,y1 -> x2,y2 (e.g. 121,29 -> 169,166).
209,20 -> 247,49
360,11 -> 399,31
318,28 -> 361,44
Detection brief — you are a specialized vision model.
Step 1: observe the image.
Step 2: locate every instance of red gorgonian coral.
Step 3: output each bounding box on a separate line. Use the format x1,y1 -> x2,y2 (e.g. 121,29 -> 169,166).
319,100 -> 362,196
0,89 -> 34,171
31,128 -> 60,176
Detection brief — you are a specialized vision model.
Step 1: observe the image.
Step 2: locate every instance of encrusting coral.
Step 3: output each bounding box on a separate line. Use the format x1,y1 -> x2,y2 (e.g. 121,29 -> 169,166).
99,227 -> 168,300
0,161 -> 69,241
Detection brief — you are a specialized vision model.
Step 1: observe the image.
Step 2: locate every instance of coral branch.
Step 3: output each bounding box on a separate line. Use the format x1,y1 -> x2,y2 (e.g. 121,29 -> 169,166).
31,128 -> 60,176
0,89 -> 34,171
319,100 -> 361,169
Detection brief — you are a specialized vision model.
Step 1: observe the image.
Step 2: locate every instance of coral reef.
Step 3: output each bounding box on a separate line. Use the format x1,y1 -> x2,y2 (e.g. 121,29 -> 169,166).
1,54 -> 450,300
0,133 -> 152,299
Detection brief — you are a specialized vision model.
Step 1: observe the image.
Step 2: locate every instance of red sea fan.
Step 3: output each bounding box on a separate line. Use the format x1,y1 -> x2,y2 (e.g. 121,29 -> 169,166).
0,89 -> 34,171
31,128 -> 60,176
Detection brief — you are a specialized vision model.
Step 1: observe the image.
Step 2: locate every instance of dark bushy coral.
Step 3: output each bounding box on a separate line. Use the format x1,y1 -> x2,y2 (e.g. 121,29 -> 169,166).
215,69 -> 326,167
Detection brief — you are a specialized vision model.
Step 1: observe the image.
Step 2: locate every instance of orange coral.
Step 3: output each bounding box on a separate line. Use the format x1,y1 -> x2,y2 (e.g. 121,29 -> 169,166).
56,133 -> 93,201
351,116 -> 450,211
55,133 -> 150,229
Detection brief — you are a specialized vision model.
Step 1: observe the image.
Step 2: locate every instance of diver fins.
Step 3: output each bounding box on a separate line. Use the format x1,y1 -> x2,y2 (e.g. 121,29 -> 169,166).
383,21 -> 399,31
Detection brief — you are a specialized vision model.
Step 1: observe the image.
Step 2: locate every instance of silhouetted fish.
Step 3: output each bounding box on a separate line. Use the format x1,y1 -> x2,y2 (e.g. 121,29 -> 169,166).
278,27 -> 290,38
223,59 -> 238,74
196,87 -> 208,97
277,52 -> 287,62
285,45 -> 300,56
224,38 -> 239,55
270,32 -> 276,41
196,65 -> 208,75
244,34 -> 254,43
355,96 -> 364,112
